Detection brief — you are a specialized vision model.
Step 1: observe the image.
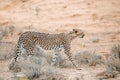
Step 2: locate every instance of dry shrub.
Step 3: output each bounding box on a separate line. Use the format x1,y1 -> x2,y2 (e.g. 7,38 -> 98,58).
0,42 -> 15,60
0,26 -> 15,44
50,51 -> 73,68
107,56 -> 120,72
9,61 -> 21,73
102,44 -> 120,79
0,26 -> 14,35
0,25 -> 15,60
73,50 -> 102,66
0,53 -> 13,60
111,44 -> 120,59
10,48 -> 104,79
9,58 -> 21,75
92,36 -> 100,43
9,46 -> 68,80
34,46 -> 73,68
9,53 -> 48,79
15,53 -> 68,80
19,56 -> 47,80
9,44 -> 81,80
97,44 -> 120,79
107,44 -> 120,71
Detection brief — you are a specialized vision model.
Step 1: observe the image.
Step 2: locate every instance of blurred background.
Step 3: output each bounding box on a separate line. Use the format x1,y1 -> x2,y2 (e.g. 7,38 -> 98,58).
0,0 -> 120,80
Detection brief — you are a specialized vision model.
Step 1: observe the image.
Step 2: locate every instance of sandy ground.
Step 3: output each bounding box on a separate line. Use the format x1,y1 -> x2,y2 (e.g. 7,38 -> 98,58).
0,0 -> 120,80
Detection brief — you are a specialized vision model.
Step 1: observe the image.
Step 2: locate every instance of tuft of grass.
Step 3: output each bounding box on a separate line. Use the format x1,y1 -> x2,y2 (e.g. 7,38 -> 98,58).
17,55 -> 67,80
50,50 -> 73,68
92,36 -> 100,43
0,26 -> 15,45
34,46 -> 71,68
0,24 -> 15,60
102,44 -> 120,79
34,7 -> 40,15
0,42 -> 15,60
73,50 -> 102,66
111,44 -> 120,59
9,46 -> 73,80
18,55 -> 47,80
0,26 -> 14,36
107,44 -> 120,71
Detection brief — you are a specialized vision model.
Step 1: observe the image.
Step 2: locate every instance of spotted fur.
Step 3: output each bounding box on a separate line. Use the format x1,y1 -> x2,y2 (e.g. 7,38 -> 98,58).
13,29 -> 85,69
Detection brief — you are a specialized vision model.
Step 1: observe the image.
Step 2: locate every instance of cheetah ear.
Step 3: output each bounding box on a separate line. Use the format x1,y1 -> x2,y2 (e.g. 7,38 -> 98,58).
73,29 -> 78,33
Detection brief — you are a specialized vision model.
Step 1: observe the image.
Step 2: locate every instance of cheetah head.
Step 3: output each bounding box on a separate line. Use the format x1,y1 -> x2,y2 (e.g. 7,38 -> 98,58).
72,29 -> 85,38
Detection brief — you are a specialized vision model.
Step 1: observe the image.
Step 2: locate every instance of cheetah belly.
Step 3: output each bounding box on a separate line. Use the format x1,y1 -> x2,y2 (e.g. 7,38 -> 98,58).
35,44 -> 64,51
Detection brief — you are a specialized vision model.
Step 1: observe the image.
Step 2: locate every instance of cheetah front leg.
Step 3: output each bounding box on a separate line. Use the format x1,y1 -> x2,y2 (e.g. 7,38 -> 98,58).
63,43 -> 81,70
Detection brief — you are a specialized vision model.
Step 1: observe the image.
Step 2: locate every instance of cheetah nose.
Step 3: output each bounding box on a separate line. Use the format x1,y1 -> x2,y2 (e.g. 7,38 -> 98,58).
81,34 -> 85,38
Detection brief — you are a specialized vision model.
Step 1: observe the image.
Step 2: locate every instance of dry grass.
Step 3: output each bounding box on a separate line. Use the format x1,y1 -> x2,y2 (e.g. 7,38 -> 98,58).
13,56 -> 68,79
92,36 -> 100,43
8,43 -> 120,80
0,25 -> 15,60
9,46 -> 66,80
0,26 -> 14,42
34,46 -> 73,68
73,50 -> 102,66
8,44 -> 120,80
107,44 -> 120,71
19,56 -> 46,80
9,48 -> 104,80
99,44 -> 120,79
0,42 -> 15,60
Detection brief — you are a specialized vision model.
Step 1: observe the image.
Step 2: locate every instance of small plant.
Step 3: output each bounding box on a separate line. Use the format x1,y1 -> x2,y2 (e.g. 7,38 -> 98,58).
34,46 -> 70,68
35,7 -> 40,15
9,59 -> 21,73
0,42 -> 15,61
92,36 -> 100,43
111,44 -> 120,59
14,56 -> 45,80
0,26 -> 15,44
73,50 -> 102,66
100,44 -> 120,79
17,53 -> 67,80
9,45 -> 74,80
107,44 -> 120,71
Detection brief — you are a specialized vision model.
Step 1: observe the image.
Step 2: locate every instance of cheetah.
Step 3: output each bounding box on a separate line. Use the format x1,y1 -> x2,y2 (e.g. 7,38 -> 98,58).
10,29 -> 85,70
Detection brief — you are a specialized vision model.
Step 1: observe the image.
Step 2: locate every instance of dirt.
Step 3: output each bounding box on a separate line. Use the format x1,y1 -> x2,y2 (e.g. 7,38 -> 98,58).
0,0 -> 120,80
